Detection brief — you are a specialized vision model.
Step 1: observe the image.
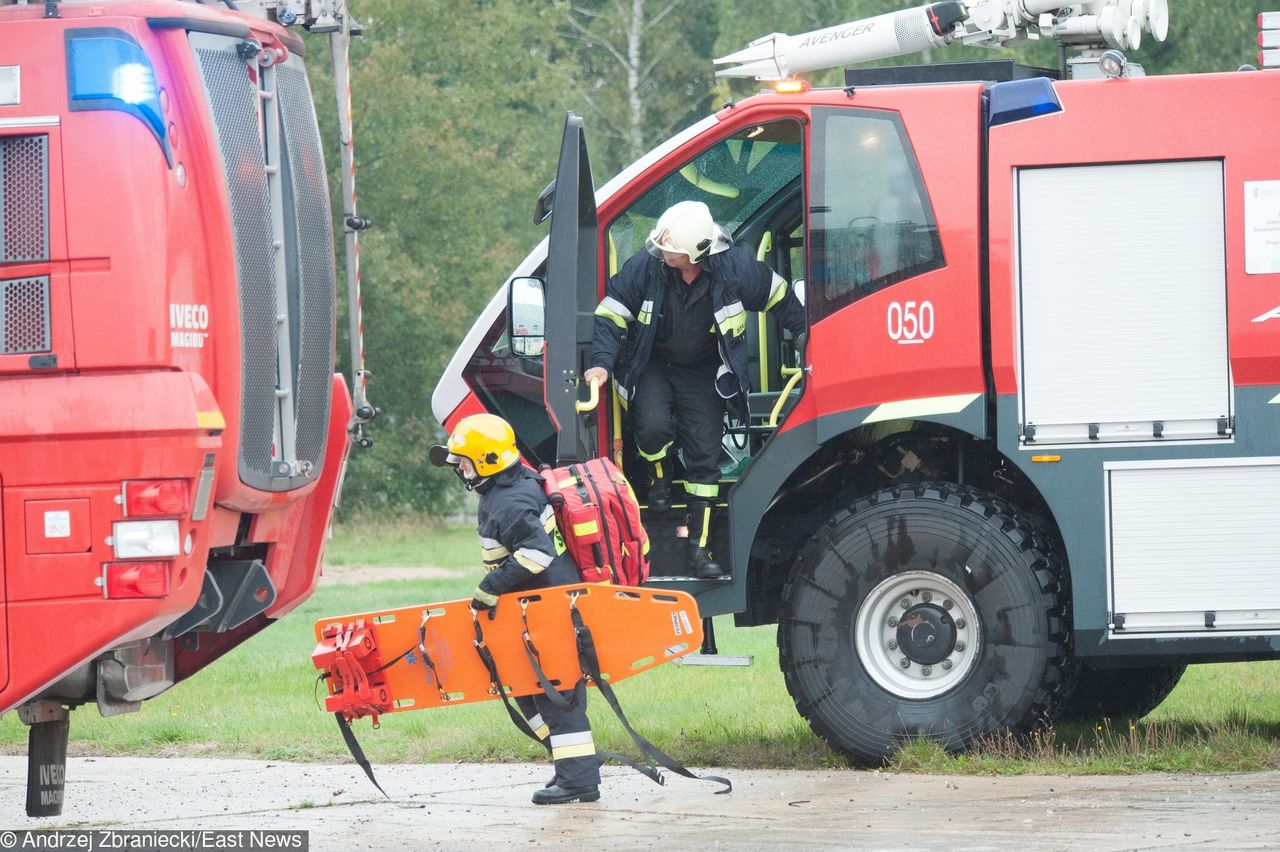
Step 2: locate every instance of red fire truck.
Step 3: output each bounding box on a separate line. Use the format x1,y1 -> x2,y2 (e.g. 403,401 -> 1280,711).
436,1 -> 1280,766
0,0 -> 373,815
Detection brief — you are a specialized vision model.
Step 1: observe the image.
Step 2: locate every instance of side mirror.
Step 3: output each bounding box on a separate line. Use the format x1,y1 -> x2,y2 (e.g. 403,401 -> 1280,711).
533,179 -> 555,225
508,276 -> 546,358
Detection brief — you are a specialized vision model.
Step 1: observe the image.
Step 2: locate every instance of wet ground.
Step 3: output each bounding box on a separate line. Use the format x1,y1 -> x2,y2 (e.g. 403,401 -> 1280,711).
2,757 -> 1278,850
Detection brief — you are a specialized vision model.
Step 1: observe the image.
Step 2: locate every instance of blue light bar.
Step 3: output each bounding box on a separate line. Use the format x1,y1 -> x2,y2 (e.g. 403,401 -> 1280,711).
66,29 -> 170,164
988,77 -> 1063,128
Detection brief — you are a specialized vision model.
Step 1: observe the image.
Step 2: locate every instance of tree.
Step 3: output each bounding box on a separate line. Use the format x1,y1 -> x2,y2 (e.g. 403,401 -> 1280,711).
554,0 -> 721,174
308,0 -> 568,516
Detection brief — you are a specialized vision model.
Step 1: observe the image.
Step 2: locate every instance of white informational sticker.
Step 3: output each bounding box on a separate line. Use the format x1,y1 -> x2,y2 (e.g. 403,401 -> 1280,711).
1245,181 -> 1280,274
0,67 -> 18,106
670,612 -> 683,636
44,510 -> 71,539
679,610 -> 694,636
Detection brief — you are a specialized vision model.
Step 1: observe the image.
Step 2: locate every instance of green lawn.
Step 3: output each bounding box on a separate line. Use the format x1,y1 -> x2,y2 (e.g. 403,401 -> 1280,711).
2,521 -> 1278,774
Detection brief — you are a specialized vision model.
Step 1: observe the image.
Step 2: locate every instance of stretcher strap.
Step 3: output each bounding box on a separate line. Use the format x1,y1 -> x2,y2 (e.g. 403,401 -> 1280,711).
333,713 -> 423,809
571,605 -> 732,795
521,605 -> 579,711
472,616 -> 551,752
336,712 -> 390,799
515,603 -> 664,786
417,621 -> 451,703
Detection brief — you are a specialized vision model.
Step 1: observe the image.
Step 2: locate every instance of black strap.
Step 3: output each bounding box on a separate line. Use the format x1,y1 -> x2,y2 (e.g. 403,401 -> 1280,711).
417,622 -> 451,702
577,465 -> 620,584
335,712 -> 390,799
333,713 -> 423,809
520,605 -> 578,711
472,615 -> 552,751
514,604 -> 664,785
571,604 -> 732,794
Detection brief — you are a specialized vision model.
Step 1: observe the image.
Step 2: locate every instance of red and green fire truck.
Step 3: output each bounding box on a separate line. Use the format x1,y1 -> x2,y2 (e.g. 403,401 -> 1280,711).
435,0 -> 1280,767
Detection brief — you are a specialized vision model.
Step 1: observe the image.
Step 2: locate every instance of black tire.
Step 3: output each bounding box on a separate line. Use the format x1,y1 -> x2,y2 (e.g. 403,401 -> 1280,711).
778,483 -> 1074,765
1057,663 -> 1186,722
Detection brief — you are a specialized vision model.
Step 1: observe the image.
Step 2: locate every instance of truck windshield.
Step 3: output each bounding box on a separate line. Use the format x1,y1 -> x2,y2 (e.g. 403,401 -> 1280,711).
607,122 -> 803,268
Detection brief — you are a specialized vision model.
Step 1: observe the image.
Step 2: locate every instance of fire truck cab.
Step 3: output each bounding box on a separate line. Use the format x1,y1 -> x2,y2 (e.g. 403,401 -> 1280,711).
436,2 -> 1280,764
1,0 -> 370,815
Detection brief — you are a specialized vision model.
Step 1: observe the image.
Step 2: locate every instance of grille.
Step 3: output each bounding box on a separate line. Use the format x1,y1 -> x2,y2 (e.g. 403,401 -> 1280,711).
195,45 -> 279,487
1,276 -> 51,355
1,135 -> 49,263
278,61 -> 335,475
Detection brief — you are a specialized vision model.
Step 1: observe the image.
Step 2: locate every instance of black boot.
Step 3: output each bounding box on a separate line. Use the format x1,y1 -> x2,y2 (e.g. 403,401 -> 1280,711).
532,783 -> 601,804
687,500 -> 726,579
647,457 -> 671,513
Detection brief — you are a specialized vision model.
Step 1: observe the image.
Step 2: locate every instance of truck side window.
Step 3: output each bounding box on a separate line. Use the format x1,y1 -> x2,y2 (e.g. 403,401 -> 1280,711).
460,310 -> 557,465
808,109 -> 943,322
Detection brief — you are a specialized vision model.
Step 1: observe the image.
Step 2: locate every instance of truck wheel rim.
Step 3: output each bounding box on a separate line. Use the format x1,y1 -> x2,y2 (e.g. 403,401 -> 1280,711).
854,570 -> 982,699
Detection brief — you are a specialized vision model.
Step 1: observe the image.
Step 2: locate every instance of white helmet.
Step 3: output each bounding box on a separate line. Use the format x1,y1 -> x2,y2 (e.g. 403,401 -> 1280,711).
645,201 -> 729,265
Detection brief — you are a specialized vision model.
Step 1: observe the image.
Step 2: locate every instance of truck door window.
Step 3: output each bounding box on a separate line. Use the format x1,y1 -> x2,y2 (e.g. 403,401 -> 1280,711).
460,311 -> 557,465
808,109 -> 943,322
607,121 -> 803,269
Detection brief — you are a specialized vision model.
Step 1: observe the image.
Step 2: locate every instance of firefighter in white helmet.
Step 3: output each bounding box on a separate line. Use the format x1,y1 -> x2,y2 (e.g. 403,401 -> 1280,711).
584,201 -> 806,579
429,414 -> 601,804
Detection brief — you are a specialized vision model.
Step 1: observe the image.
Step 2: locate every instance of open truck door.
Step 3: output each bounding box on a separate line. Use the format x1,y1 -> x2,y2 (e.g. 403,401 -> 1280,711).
539,112 -> 599,464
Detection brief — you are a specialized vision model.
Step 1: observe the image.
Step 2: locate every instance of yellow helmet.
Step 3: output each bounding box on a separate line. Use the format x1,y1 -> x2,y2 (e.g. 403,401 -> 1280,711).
445,414 -> 520,478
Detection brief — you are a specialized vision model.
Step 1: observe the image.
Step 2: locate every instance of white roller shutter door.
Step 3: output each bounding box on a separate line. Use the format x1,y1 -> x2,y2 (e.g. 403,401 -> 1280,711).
1017,160 -> 1230,444
1107,459 -> 1280,634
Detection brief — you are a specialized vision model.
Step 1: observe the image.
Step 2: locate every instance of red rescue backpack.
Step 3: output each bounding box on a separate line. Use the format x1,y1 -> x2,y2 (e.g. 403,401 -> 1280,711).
540,458 -> 650,586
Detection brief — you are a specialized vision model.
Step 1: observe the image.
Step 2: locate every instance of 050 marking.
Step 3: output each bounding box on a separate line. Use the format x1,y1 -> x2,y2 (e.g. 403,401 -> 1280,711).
887,300 -> 934,345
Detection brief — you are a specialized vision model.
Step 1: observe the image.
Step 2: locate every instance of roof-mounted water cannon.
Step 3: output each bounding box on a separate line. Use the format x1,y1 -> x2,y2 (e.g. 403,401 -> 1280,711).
1036,0 -> 1168,51
714,2 -> 968,81
714,0 -> 1170,81
227,0 -> 361,34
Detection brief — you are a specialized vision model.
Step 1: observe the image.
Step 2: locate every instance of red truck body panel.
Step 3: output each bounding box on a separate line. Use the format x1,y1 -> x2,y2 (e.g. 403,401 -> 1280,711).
0,1 -> 348,712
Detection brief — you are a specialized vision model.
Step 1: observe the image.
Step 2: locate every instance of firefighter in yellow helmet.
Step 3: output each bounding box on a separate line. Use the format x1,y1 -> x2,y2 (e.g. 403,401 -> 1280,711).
429,413 -> 601,804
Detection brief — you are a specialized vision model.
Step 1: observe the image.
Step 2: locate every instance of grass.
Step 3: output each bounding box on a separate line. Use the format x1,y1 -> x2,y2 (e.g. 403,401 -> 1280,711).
323,520 -> 477,569
2,519 -> 1279,775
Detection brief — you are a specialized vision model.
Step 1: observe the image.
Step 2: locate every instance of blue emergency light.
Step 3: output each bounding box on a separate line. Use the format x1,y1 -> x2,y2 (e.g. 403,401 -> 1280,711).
66,29 -> 170,164
987,77 -> 1063,128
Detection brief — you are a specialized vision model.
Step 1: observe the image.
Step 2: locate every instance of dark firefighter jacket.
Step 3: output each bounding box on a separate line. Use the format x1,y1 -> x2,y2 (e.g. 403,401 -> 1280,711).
591,245 -> 806,417
472,464 -> 578,607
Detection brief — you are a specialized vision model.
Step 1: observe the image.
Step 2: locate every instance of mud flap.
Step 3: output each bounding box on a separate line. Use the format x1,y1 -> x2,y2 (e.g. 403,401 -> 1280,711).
22,703 -> 69,817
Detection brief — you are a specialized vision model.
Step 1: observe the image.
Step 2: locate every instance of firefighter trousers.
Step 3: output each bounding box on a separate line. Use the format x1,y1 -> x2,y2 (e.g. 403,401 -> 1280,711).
516,691 -> 599,788
631,360 -> 724,492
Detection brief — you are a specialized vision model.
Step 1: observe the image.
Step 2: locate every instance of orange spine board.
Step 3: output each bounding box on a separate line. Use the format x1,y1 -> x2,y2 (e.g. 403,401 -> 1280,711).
312,584 -> 702,717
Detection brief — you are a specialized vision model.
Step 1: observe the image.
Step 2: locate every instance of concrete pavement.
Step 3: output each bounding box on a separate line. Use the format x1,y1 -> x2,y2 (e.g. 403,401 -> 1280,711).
2,758 -> 1279,850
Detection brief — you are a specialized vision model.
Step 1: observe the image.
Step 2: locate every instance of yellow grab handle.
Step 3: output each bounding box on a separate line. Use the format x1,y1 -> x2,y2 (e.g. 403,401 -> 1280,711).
576,376 -> 603,413
769,369 -> 804,427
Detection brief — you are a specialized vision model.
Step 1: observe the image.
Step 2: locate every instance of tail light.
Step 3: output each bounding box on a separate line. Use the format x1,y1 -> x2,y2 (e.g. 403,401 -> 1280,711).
123,480 -> 189,516
103,561 -> 170,599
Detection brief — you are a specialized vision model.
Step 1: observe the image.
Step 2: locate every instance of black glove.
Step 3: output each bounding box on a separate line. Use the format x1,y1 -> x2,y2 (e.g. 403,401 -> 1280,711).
472,587 -> 499,620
